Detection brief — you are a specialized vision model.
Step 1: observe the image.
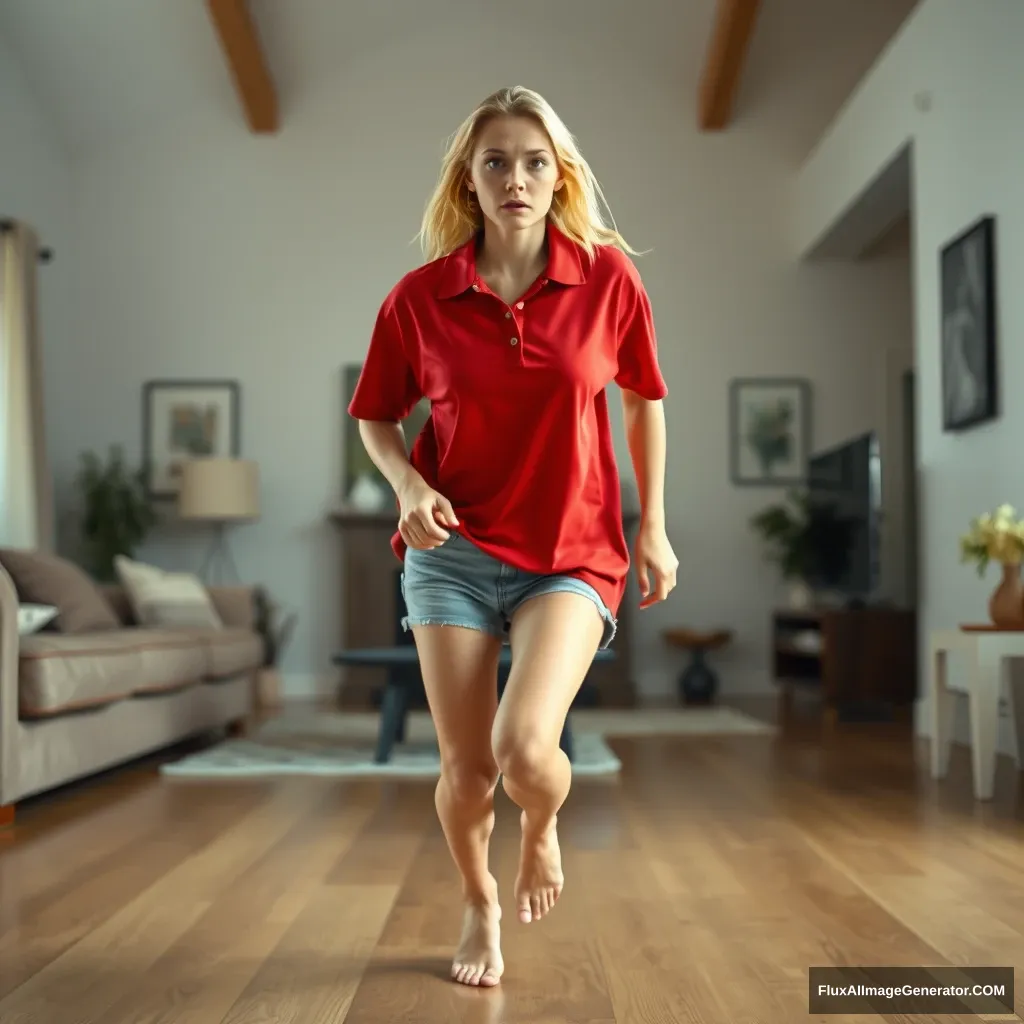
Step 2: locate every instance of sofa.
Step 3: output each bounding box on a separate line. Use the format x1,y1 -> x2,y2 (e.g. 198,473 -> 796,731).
0,547 -> 264,825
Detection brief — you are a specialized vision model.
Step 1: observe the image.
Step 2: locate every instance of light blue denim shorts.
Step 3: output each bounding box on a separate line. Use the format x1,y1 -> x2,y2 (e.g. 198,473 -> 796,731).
400,531 -> 617,649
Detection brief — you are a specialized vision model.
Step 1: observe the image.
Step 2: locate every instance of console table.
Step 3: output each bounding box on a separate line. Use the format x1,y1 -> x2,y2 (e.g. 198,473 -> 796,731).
928,625 -> 1024,800
770,605 -> 917,726
332,645 -> 615,765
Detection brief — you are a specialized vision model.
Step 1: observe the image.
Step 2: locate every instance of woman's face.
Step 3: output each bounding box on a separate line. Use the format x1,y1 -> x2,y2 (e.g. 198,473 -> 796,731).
466,115 -> 564,232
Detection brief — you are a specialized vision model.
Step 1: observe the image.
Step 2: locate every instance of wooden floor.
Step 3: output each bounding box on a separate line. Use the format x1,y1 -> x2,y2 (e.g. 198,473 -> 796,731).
2,698 -> 1023,1023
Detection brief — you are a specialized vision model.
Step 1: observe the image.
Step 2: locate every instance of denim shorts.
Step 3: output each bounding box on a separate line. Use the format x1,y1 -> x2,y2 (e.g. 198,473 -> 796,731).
400,531 -> 617,649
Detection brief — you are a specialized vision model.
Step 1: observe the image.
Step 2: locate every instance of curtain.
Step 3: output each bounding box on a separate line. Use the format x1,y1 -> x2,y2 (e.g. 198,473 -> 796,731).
0,220 -> 53,551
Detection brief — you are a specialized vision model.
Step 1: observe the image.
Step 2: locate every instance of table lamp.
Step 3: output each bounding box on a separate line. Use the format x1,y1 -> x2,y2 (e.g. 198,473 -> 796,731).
177,456 -> 260,583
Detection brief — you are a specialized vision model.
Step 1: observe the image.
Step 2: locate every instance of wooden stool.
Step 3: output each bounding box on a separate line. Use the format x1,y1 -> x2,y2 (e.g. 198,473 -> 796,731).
662,627 -> 733,705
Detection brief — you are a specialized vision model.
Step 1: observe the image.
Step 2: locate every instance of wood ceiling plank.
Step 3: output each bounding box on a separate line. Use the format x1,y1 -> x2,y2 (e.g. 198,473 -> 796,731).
698,0 -> 763,131
205,0 -> 279,133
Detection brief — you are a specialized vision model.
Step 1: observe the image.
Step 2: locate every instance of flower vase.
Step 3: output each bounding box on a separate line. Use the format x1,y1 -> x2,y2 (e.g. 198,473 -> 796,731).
989,563 -> 1024,628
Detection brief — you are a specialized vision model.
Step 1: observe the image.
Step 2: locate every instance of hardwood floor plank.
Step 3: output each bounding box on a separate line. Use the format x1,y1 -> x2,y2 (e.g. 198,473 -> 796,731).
0,782 -> 327,1021
0,782 -> 262,935
97,788 -> 377,1024
217,883 -> 399,1024
1,702 -> 1022,1022
0,785 -> 270,999
327,783 -> 434,885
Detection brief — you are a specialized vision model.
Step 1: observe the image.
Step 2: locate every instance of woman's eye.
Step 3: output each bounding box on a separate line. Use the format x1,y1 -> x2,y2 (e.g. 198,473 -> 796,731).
484,158 -> 546,171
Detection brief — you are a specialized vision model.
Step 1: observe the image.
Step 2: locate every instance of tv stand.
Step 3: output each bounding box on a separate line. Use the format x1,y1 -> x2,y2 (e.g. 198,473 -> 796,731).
771,605 -> 917,726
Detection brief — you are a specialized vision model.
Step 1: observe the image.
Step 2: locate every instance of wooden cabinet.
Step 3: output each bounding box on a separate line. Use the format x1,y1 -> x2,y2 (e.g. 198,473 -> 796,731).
328,508 -> 637,708
771,605 -> 918,725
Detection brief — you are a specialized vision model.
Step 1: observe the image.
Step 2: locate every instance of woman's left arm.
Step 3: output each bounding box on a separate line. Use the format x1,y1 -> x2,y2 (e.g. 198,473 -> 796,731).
621,390 -> 678,607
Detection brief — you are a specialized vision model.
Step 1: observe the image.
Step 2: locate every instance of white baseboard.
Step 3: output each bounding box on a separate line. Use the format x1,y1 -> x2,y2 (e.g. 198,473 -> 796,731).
278,672 -> 332,701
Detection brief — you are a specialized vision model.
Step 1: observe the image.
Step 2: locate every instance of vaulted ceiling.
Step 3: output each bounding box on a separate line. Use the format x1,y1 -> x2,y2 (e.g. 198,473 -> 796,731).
203,0 -> 766,138
0,0 -> 917,155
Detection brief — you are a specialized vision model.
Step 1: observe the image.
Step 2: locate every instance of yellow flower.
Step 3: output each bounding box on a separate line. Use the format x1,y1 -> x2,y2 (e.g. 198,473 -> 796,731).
960,504 -> 1024,575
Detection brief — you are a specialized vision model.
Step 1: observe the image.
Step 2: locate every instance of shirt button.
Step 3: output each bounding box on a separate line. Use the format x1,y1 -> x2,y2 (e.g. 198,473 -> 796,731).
505,311 -> 512,318
510,337 -> 518,346
517,301 -> 524,309
472,284 -> 480,291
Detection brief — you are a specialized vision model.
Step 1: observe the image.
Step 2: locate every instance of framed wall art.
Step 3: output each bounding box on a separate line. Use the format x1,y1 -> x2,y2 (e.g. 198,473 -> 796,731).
142,379 -> 240,499
940,214 -> 998,432
729,377 -> 812,486
341,363 -> 430,512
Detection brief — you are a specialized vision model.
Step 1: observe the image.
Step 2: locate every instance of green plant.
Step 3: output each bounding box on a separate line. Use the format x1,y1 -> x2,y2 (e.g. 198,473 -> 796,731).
254,586 -> 297,667
750,489 -> 856,584
75,445 -> 157,581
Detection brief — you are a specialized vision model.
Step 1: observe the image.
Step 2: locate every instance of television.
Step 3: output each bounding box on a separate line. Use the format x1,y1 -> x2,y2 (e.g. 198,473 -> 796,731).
804,430 -> 882,601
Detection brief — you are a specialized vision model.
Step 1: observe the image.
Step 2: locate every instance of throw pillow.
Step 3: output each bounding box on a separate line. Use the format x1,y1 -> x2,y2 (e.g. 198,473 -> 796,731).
18,603 -> 59,636
114,555 -> 223,630
0,547 -> 122,633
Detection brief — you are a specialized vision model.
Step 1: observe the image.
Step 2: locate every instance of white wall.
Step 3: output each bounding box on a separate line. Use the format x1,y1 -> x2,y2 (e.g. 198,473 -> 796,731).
792,0 -> 1024,758
42,7 -> 914,701
0,34 -> 73,550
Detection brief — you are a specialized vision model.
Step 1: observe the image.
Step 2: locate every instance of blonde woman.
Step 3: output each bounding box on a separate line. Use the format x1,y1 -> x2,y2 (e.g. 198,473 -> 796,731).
349,85 -> 677,987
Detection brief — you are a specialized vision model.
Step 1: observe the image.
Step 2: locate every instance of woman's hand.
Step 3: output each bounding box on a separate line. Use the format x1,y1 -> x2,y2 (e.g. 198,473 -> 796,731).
396,476 -> 459,550
634,519 -> 678,608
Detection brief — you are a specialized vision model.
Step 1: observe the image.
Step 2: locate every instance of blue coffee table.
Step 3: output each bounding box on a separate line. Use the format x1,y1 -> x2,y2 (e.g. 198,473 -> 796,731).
332,645 -> 615,765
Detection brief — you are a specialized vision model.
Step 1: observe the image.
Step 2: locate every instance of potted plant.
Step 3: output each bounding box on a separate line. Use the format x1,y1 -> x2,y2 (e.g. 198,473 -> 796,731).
960,504 -> 1024,627
75,445 -> 157,581
750,490 -> 855,607
253,586 -> 297,708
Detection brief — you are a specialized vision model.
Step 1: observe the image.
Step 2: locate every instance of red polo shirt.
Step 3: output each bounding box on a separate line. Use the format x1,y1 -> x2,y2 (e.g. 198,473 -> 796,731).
348,221 -> 668,619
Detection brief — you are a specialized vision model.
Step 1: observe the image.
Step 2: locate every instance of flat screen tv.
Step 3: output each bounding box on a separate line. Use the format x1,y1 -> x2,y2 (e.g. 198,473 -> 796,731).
804,431 -> 882,600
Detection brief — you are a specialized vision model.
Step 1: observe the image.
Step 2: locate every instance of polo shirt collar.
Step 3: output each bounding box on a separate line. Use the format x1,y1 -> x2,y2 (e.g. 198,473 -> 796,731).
436,220 -> 586,299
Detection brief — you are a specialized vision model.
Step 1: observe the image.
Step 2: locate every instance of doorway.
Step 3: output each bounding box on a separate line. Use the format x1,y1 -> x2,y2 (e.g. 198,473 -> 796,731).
902,368 -> 919,609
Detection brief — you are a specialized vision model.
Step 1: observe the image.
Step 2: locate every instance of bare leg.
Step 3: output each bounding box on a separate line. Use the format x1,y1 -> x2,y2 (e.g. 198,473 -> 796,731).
492,592 -> 605,924
411,623 -> 504,987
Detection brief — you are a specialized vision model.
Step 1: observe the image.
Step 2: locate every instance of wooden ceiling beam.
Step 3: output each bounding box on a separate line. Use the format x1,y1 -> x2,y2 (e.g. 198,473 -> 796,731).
698,0 -> 762,131
205,0 -> 279,134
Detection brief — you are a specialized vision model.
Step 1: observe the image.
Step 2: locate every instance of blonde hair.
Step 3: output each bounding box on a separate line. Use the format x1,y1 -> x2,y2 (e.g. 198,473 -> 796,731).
417,86 -> 639,263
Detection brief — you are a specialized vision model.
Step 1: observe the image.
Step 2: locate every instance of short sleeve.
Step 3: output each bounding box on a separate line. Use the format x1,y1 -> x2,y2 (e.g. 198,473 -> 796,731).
614,262 -> 669,400
347,289 -> 423,421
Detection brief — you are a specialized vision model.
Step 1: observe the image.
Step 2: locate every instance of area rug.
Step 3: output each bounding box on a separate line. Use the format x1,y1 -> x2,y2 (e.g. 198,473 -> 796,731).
159,706 -> 772,781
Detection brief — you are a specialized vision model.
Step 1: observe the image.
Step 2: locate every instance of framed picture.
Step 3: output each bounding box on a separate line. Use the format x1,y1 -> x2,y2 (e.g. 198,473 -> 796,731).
729,377 -> 811,486
341,363 -> 431,511
142,379 -> 240,499
940,215 -> 998,432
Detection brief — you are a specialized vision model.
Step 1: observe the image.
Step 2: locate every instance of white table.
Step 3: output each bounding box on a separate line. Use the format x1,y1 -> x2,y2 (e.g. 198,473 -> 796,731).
929,627 -> 1024,800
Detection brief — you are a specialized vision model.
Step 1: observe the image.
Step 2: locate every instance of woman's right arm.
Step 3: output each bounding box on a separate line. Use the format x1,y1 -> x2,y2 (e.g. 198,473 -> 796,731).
357,420 -> 457,548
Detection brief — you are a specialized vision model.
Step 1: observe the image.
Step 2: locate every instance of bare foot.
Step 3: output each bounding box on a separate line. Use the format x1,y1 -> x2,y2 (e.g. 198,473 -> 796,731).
515,811 -> 564,923
452,886 -> 504,987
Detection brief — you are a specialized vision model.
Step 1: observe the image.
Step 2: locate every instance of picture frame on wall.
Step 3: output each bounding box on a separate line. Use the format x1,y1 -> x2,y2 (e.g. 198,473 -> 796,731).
729,377 -> 812,486
142,379 -> 240,499
341,363 -> 431,512
940,214 -> 998,432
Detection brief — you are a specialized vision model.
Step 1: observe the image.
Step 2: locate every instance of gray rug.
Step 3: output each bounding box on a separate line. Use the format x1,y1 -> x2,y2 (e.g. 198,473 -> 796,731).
160,706 -> 772,781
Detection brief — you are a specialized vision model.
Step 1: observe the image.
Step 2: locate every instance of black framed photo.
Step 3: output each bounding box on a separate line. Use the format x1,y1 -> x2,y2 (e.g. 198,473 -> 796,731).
729,377 -> 811,486
142,379 -> 240,499
940,215 -> 998,432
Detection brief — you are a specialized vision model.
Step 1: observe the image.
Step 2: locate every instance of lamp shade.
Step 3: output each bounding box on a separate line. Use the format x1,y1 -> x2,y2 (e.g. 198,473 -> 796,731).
178,457 -> 260,521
